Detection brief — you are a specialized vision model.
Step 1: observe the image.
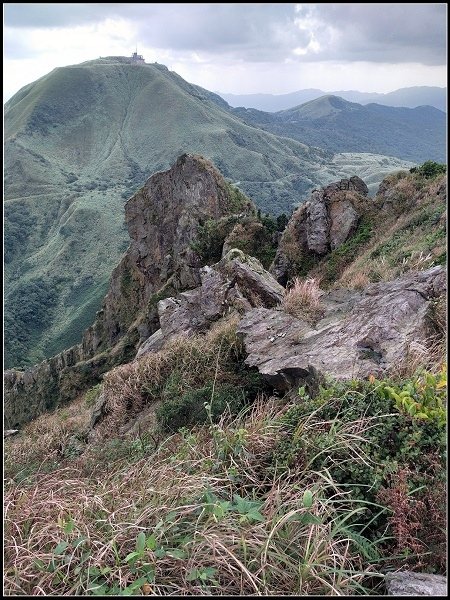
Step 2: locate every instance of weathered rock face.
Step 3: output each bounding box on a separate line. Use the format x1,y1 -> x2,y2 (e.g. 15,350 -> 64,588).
4,155 -> 255,429
385,571 -> 447,596
82,153 -> 255,355
306,190 -> 329,254
271,176 -> 369,284
137,249 -> 285,358
238,266 -> 446,391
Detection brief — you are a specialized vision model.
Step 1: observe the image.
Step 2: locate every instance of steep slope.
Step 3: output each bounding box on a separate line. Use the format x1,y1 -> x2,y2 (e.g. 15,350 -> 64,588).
4,161 -> 446,597
233,95 -> 446,163
272,165 -> 447,288
220,86 -> 447,112
4,155 -> 258,427
4,57 -> 414,369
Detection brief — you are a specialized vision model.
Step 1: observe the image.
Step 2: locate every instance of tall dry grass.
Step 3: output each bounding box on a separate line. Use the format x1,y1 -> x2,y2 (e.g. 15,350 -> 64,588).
4,396 -> 383,596
282,277 -> 324,324
95,316 -> 242,439
4,395 -> 91,482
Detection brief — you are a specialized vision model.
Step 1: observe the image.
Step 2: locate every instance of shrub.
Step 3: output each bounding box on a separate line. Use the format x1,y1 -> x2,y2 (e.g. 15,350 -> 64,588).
271,373 -> 446,571
83,383 -> 102,408
190,217 -> 239,264
156,382 -> 247,431
98,318 -> 266,438
410,161 -> 447,179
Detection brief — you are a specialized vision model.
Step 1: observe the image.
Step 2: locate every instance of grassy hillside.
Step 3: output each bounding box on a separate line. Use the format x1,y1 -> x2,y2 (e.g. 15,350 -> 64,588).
4,58 -> 414,369
4,57 -> 325,368
232,95 -> 446,163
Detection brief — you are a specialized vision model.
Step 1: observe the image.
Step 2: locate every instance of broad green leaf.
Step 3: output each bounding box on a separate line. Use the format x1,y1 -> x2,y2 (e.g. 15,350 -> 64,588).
90,584 -> 108,595
247,510 -> 265,523
120,586 -> 135,596
63,518 -> 75,534
128,576 -> 149,590
303,490 -> 313,508
136,531 -> 146,553
416,412 -> 430,419
186,569 -> 199,581
146,534 -> 157,550
407,403 -> 417,416
125,551 -> 141,564
53,540 -> 69,556
297,513 -> 322,525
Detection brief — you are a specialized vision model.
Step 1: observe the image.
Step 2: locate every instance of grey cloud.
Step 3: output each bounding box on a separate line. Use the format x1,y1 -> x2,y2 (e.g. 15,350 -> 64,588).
4,3 -> 447,65
4,3 -> 108,28
308,3 -> 447,65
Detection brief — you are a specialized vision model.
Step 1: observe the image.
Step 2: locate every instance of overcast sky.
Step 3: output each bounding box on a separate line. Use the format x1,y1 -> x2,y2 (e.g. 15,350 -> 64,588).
3,3 -> 447,101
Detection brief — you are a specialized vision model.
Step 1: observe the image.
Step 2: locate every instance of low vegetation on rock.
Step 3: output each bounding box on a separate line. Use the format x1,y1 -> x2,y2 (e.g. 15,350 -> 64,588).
4,159 -> 447,595
281,277 -> 324,324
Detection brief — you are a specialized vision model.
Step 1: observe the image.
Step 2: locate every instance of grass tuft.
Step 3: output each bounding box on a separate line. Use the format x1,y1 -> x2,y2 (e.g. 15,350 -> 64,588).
282,277 -> 324,324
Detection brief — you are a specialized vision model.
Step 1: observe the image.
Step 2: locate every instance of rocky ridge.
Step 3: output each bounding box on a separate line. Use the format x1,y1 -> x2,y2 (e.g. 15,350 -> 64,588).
4,155 -> 256,428
238,266 -> 445,391
4,158 -> 447,435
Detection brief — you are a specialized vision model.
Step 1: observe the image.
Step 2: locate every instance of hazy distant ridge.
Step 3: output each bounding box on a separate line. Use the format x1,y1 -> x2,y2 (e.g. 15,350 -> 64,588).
219,86 -> 447,112
231,95 -> 446,164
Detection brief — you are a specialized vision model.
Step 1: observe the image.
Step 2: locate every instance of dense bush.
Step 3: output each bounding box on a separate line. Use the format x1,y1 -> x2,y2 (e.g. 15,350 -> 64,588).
272,370 -> 446,571
4,201 -> 34,263
156,382 -> 247,431
100,319 -> 267,438
410,160 -> 447,178
190,217 -> 239,264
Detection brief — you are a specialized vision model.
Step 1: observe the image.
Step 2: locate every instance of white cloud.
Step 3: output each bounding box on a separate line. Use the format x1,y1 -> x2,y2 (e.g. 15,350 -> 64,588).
3,3 -> 447,101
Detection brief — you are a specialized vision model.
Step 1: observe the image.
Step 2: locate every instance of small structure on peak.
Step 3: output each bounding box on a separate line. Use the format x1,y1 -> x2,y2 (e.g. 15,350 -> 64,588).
131,50 -> 145,64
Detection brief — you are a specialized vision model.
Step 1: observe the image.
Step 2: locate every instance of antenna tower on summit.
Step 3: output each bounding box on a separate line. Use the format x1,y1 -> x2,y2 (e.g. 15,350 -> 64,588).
131,46 -> 145,64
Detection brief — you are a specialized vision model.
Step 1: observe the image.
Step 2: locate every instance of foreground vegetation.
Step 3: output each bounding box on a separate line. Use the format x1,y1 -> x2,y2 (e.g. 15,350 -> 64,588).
5,324 -> 446,595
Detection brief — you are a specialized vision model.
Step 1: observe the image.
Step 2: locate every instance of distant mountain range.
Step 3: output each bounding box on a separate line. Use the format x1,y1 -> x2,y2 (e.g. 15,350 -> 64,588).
219,86 -> 447,113
232,95 -> 446,163
6,56 -> 417,369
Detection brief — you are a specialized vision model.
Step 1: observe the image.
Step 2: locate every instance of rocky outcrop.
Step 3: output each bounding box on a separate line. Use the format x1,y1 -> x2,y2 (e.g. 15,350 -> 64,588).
137,249 -> 285,357
82,153 -> 255,356
238,266 -> 446,390
4,155 -> 256,429
271,176 -> 369,284
385,571 -> 447,596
